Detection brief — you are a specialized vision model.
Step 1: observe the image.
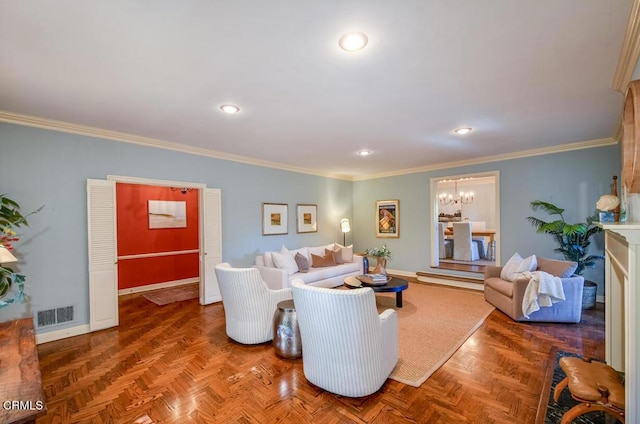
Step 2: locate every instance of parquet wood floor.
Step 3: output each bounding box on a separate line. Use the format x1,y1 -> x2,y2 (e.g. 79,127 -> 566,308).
36,281 -> 604,424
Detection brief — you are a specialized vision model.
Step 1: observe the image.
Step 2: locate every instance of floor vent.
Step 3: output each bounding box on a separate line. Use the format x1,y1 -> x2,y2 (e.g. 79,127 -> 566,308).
36,305 -> 75,328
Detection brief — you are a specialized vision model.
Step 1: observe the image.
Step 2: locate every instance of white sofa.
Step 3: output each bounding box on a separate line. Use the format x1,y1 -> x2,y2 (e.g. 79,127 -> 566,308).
254,243 -> 363,289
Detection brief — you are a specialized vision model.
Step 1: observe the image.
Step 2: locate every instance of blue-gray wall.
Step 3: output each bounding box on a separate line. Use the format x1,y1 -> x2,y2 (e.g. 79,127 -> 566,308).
0,122 -> 621,333
353,145 -> 620,293
0,122 -> 352,331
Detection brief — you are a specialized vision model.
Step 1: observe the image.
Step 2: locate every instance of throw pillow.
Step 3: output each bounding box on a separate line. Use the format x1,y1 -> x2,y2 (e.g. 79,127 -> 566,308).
263,251 -> 275,268
294,252 -> 310,273
272,251 -> 299,275
333,243 -> 354,262
327,248 -> 344,264
500,253 -> 537,281
281,245 -> 309,262
308,244 -> 335,265
311,251 -> 336,267
537,257 -> 578,278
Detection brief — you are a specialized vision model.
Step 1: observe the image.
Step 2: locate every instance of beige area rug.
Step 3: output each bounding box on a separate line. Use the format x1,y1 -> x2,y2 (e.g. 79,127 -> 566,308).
142,284 -> 199,306
375,283 -> 495,387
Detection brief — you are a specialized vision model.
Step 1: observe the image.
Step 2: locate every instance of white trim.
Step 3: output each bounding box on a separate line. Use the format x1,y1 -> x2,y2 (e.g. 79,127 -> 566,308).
118,278 -> 199,296
118,249 -> 199,260
613,0 -> 640,92
0,110 -> 617,182
384,269 -> 416,279
352,138 -> 617,181
36,324 -> 91,345
107,174 -> 207,189
417,275 -> 484,292
0,110 -> 351,181
429,170 -> 501,268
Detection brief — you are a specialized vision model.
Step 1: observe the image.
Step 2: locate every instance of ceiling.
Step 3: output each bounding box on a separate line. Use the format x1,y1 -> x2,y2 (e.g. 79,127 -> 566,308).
0,1 -> 635,179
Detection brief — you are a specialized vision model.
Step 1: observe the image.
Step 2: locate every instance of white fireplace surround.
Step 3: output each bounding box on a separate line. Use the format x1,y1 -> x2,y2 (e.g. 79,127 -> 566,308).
601,222 -> 640,421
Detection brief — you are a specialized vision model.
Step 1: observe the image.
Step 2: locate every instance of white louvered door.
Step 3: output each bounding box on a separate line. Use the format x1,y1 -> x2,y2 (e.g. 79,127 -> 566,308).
87,179 -> 119,331
200,188 -> 222,305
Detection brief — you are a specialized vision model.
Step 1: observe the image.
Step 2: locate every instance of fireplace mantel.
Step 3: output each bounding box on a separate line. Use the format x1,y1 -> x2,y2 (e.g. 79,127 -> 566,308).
600,222 -> 640,421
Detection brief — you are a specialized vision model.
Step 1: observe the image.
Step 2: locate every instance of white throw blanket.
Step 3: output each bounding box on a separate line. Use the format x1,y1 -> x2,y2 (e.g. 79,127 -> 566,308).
521,271 -> 565,319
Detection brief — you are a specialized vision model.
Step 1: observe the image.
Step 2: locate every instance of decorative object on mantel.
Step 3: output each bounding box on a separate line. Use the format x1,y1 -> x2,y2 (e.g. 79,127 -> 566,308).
364,244 -> 392,275
0,194 -> 43,308
527,201 -> 603,309
596,177 -> 621,223
622,80 -> 640,193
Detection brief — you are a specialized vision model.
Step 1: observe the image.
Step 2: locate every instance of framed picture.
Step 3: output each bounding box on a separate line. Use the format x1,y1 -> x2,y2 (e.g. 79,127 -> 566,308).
148,200 -> 187,229
376,200 -> 399,238
262,203 -> 288,235
296,204 -> 318,233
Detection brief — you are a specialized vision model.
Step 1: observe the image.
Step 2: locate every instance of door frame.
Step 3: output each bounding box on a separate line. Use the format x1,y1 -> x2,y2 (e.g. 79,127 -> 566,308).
429,170 -> 501,268
100,175 -> 212,324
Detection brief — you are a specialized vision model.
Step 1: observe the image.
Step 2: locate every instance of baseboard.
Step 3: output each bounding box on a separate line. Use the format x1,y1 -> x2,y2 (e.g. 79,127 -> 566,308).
596,294 -> 605,304
416,274 -> 484,291
118,277 -> 199,296
36,324 -> 91,345
385,269 -> 417,279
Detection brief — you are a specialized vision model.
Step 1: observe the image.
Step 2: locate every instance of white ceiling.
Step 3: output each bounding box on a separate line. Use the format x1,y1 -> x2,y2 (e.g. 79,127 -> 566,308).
0,1 -> 634,179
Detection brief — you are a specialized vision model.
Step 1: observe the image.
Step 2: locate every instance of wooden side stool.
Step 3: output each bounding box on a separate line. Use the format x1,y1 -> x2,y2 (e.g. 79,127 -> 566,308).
553,356 -> 625,424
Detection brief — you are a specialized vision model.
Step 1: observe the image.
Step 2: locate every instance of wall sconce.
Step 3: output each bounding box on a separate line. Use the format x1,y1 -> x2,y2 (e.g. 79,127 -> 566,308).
340,218 -> 351,246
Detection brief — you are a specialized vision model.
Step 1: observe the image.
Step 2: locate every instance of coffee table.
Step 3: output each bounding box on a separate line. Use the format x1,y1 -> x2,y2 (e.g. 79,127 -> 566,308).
344,276 -> 409,307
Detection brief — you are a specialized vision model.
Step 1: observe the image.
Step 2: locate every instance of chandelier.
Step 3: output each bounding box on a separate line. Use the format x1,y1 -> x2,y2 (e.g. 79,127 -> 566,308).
438,179 -> 474,205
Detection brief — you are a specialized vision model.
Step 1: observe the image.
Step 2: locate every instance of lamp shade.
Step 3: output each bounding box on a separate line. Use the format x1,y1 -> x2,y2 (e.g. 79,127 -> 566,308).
0,246 -> 17,264
340,218 -> 351,233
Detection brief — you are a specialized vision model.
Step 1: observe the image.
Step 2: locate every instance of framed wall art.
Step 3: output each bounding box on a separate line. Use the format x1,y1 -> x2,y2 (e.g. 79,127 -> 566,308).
148,200 -> 187,229
296,204 -> 317,233
262,203 -> 288,235
376,199 -> 399,238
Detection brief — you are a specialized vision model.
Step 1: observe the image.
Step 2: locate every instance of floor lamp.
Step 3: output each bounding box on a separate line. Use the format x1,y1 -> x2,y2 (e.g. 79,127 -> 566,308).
340,218 -> 351,246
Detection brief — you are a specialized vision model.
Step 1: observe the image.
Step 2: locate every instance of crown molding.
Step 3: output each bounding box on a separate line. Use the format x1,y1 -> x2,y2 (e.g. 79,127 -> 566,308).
0,110 -> 618,183
613,0 -> 640,92
352,137 -> 618,181
0,110 -> 352,181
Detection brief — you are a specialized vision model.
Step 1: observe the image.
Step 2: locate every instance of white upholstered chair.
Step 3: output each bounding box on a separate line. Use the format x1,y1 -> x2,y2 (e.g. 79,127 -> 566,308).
470,221 -> 488,258
453,221 -> 480,261
438,222 -> 453,259
214,263 -> 292,344
291,279 -> 398,397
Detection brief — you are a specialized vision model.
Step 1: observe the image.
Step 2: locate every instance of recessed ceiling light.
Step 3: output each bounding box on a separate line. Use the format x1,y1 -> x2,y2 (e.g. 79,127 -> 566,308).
220,104 -> 240,114
357,150 -> 371,156
454,127 -> 472,135
339,32 -> 368,52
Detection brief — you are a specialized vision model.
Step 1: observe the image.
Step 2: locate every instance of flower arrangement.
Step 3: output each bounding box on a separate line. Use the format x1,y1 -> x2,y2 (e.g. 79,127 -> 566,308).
0,194 -> 43,308
364,244 -> 392,260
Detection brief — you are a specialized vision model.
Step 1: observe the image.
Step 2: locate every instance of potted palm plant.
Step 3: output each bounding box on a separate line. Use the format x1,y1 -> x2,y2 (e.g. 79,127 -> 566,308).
0,194 -> 42,308
526,200 -> 603,308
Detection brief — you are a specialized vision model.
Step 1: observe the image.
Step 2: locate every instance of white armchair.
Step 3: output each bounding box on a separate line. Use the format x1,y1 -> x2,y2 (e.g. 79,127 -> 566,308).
214,263 -> 292,344
291,279 -> 398,397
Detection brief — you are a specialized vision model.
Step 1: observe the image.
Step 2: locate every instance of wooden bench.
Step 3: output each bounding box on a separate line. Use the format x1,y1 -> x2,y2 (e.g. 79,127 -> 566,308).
554,356 -> 625,424
0,318 -> 47,424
